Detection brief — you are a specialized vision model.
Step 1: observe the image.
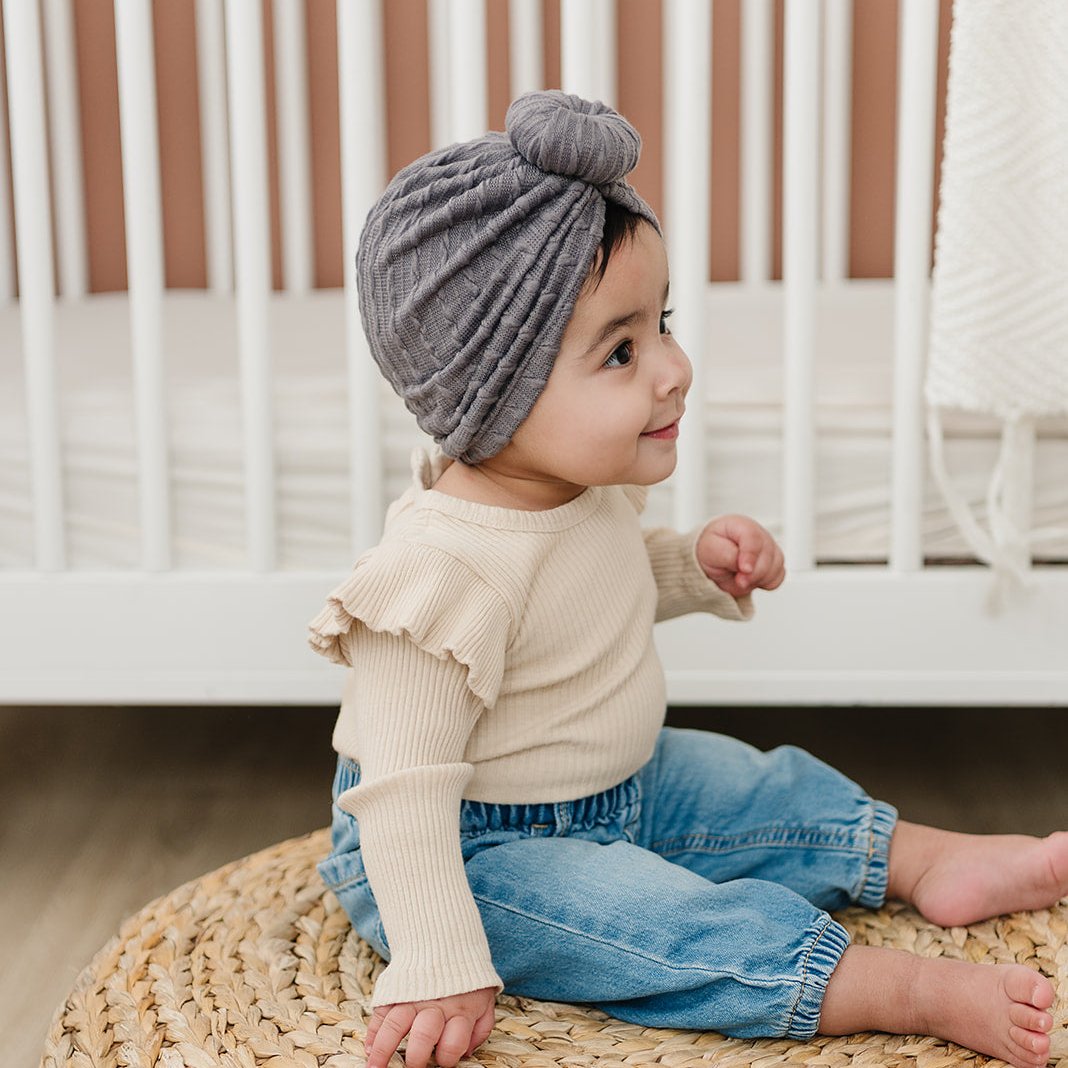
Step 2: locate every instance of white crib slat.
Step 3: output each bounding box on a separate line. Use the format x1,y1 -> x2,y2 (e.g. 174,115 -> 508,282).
0,20 -> 15,303
42,0 -> 88,299
891,0 -> 939,572
195,0 -> 233,294
663,0 -> 711,533
822,0 -> 853,283
114,0 -> 172,572
428,0 -> 452,149
782,0 -> 820,571
560,0 -> 595,100
561,0 -> 616,107
225,0 -> 276,571
740,0 -> 774,285
448,0 -> 488,142
272,0 -> 314,294
338,0 -> 386,554
597,0 -> 617,109
4,0 -> 65,570
508,0 -> 544,100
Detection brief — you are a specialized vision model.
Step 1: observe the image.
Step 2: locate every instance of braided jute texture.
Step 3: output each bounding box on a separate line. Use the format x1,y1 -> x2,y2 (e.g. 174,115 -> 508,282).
41,827 -> 1068,1068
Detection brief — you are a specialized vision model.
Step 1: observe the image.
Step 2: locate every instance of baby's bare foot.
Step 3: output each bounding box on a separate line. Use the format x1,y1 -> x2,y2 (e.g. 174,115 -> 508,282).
888,822 -> 1068,927
911,957 -> 1056,1068
820,946 -> 1056,1068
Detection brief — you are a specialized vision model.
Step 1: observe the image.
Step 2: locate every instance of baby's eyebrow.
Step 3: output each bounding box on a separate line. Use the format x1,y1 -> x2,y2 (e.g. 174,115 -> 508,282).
580,279 -> 671,359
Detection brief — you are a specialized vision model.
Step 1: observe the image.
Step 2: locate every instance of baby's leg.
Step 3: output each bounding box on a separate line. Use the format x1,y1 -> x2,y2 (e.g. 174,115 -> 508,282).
887,821 -> 1068,926
633,728 -> 898,912
819,944 -> 1055,1068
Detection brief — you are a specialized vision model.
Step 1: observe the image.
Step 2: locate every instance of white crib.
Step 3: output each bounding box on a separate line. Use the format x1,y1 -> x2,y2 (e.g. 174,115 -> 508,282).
2,1 -> 1066,707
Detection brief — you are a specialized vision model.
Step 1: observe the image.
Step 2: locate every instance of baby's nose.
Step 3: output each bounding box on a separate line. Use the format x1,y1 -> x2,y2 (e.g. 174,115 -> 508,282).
658,346 -> 693,398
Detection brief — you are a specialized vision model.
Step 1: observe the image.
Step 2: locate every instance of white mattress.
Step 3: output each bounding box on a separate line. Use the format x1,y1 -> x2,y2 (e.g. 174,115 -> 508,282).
2,285 -> 1066,570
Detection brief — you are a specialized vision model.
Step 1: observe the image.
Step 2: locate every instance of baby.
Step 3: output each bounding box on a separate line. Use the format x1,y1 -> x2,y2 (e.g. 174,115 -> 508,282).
308,90 -> 1065,1068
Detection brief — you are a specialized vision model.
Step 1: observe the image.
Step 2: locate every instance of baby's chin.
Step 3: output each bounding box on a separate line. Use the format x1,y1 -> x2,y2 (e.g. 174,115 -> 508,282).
587,461 -> 679,490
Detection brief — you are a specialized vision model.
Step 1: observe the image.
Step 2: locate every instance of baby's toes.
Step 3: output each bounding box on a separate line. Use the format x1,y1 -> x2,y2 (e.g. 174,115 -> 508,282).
1004,967 -> 1055,1011
1008,1025 -> 1050,1066
1043,830 -> 1068,885
1010,1002 -> 1053,1034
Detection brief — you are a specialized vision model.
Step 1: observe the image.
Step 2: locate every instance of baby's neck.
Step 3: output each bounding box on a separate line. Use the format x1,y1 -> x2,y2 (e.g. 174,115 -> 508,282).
431,460 -> 587,512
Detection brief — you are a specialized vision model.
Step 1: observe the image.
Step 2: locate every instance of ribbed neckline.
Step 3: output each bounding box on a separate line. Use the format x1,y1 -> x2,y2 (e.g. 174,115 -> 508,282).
416,483 -> 604,532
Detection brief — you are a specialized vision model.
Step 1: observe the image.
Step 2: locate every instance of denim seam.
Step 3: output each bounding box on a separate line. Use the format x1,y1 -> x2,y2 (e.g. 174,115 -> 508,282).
784,914 -> 832,1035
322,872 -> 370,893
622,776 -> 643,845
462,828 -> 533,845
853,801 -> 897,907
850,806 -> 876,901
472,894 -> 794,991
653,827 -> 872,856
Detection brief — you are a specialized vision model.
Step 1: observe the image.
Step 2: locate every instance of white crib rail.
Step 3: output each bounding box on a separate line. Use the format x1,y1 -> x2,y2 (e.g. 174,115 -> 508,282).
0,20 -> 12,303
891,0 -> 940,573
115,0 -> 171,572
272,0 -> 315,296
431,0 -> 489,146
4,0 -> 64,571
509,0 -> 544,99
3,0 -> 1067,707
740,0 -> 773,285
195,0 -> 233,294
781,0 -> 820,571
821,0 -> 854,285
43,0 -> 88,300
561,0 -> 616,108
339,0 -> 386,554
226,0 -> 277,572
664,0 -> 712,534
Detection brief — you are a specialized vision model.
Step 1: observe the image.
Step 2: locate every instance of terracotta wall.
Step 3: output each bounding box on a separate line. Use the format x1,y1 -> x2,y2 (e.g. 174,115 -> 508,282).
3,0 -> 953,295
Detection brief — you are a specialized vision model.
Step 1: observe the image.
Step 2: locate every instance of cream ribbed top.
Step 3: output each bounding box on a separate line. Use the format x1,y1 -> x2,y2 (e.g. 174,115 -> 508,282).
307,450 -> 754,1007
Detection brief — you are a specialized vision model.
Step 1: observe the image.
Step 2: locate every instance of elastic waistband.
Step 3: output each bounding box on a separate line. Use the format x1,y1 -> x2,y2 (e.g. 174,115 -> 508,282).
459,773 -> 641,835
337,755 -> 640,836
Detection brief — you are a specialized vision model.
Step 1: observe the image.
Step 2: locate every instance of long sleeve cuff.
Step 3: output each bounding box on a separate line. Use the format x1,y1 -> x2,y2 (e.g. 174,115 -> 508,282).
339,763 -> 504,1006
644,526 -> 755,622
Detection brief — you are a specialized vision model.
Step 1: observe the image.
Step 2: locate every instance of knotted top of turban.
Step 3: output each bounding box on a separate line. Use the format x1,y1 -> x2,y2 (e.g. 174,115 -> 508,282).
355,89 -> 661,464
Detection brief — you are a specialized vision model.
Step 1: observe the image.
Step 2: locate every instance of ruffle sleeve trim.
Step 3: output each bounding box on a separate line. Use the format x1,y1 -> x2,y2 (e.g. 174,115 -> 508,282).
307,540 -> 512,708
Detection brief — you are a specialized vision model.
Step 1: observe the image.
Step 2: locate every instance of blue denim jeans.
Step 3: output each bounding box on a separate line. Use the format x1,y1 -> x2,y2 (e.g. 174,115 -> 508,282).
318,726 -> 897,1039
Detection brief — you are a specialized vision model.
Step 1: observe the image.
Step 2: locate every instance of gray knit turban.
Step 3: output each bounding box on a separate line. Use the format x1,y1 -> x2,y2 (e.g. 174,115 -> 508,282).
355,89 -> 662,463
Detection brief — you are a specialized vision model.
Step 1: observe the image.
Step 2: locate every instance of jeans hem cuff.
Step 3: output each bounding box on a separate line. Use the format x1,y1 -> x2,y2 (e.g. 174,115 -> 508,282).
856,800 -> 898,909
784,916 -> 851,1038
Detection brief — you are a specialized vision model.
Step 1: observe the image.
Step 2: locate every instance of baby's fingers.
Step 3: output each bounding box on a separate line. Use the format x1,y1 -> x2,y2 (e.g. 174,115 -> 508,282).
434,1015 -> 475,1067
365,1008 -> 387,1054
367,1005 -> 417,1068
403,1007 -> 447,1068
466,1001 -> 497,1056
737,544 -> 777,590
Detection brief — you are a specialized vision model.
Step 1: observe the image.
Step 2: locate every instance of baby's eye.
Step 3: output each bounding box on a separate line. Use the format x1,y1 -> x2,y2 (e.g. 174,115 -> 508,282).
602,309 -> 675,369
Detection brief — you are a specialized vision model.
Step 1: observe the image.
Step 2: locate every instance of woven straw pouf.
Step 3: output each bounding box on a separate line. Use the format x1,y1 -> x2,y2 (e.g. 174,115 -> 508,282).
41,827 -> 1068,1067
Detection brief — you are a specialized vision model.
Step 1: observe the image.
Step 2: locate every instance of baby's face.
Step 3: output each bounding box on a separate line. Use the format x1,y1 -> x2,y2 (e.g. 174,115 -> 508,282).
490,221 -> 692,499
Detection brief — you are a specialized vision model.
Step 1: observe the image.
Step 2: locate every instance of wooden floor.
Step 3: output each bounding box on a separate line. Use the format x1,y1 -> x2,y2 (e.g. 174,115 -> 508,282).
4,704 -> 1068,1067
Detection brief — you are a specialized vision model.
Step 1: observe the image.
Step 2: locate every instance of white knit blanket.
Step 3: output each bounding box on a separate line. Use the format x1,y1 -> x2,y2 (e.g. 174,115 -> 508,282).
926,0 -> 1068,597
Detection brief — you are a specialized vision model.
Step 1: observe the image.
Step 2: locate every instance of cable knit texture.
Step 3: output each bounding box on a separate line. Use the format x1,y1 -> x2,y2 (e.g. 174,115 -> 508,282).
355,90 -> 661,463
307,449 -> 754,1007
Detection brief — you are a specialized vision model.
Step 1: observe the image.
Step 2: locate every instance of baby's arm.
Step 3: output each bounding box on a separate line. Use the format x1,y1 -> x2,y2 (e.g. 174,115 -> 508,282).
622,486 -> 759,622
338,631 -> 504,1065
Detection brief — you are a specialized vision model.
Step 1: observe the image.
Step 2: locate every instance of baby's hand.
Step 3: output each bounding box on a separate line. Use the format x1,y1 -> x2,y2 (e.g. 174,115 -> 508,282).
696,514 -> 785,599
365,986 -> 497,1068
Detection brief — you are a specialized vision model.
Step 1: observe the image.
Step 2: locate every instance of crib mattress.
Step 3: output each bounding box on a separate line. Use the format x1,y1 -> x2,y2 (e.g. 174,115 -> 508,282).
2,285 -> 1066,570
